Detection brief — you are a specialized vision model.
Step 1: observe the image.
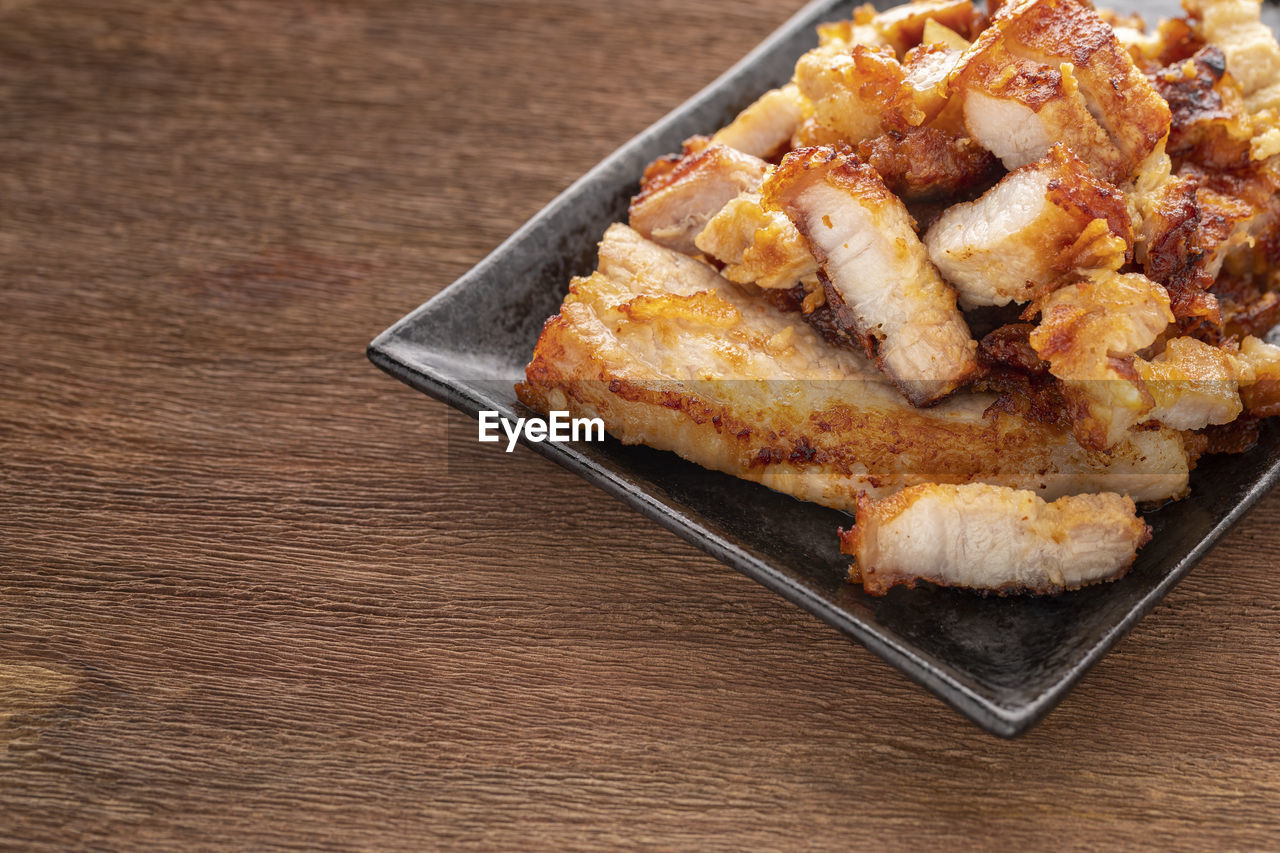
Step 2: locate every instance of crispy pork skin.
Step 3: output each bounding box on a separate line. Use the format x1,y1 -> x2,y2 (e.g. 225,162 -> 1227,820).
628,144 -> 768,255
693,191 -> 819,291
793,43 -> 907,146
952,32 -> 1126,179
518,225 -> 1194,506
1238,335 -> 1280,416
1137,336 -> 1243,430
993,0 -> 1171,174
839,484 -> 1151,595
857,125 -> 999,201
1029,271 -> 1173,448
924,144 -> 1131,307
1153,46 -> 1254,171
711,84 -> 809,160
762,146 -> 980,405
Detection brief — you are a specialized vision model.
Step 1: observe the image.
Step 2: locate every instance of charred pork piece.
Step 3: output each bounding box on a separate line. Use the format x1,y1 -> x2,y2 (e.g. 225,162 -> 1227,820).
856,125 -> 1000,201
1153,46 -> 1254,171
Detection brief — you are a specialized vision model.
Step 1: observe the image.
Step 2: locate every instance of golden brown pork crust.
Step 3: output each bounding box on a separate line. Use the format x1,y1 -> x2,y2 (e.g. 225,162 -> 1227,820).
1153,46 -> 1253,171
992,0 -> 1172,171
1138,174 -> 1223,328
951,33 -> 1131,181
629,142 -> 764,218
765,142 -> 897,206
953,40 -> 1072,112
637,136 -> 711,193
856,125 -> 1000,200
794,43 -> 909,145
1041,146 -> 1134,249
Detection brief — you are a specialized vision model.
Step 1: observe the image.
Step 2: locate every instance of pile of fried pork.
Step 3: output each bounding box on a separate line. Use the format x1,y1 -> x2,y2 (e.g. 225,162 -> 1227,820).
518,0 -> 1280,595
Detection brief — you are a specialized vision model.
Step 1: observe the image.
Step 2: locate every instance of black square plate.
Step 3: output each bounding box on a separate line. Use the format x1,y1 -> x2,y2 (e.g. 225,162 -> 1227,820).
369,0 -> 1280,736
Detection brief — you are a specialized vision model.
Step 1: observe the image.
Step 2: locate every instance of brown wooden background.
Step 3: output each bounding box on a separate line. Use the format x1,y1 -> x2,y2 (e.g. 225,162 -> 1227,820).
2,0 -> 1279,848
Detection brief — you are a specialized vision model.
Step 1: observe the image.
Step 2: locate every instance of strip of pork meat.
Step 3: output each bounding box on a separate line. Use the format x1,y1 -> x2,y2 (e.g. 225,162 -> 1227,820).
952,0 -> 1171,183
517,224 -> 1195,506
1138,333 -> 1280,428
762,146 -> 981,405
1028,267 -> 1280,441
924,143 -> 1132,307
839,483 -> 1151,595
628,143 -> 768,255
1137,336 -> 1243,429
793,42 -> 909,146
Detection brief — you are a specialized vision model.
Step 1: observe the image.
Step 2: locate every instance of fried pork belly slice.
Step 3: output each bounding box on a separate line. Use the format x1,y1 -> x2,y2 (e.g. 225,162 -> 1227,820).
628,144 -> 768,255
839,484 -> 1150,595
993,0 -> 1170,173
792,35 -> 972,146
952,0 -> 1170,182
924,144 -> 1131,307
856,125 -> 998,200
762,147 -> 980,405
1029,272 -> 1174,449
1190,0 -> 1280,157
693,191 -> 819,291
1136,336 -> 1242,430
952,40 -> 1127,180
518,223 -> 1194,505
711,84 -> 808,161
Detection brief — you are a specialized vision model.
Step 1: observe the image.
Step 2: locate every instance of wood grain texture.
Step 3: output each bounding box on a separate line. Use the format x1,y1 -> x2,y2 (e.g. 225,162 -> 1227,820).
2,0 -> 1278,849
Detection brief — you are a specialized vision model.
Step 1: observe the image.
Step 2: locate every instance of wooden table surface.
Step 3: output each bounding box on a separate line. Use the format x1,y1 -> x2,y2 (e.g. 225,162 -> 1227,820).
3,0 -> 1279,848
